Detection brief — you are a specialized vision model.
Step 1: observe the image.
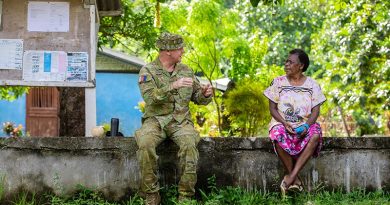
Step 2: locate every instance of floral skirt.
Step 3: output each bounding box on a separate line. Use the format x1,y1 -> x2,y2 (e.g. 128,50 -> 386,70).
269,123 -> 323,159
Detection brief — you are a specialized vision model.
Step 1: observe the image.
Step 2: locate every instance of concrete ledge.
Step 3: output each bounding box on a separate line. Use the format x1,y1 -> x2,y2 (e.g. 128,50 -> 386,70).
3,136 -> 389,150
0,137 -> 388,200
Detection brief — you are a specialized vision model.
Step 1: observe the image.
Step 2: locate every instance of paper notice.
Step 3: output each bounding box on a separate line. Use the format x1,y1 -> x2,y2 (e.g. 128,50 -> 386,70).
27,2 -> 69,32
0,39 -> 23,69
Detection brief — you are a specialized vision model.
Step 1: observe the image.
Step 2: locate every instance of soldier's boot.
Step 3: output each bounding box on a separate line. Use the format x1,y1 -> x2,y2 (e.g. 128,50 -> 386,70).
145,193 -> 161,205
178,195 -> 192,202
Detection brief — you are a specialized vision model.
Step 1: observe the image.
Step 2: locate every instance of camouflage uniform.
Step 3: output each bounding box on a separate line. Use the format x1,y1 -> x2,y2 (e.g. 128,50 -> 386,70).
135,33 -> 212,198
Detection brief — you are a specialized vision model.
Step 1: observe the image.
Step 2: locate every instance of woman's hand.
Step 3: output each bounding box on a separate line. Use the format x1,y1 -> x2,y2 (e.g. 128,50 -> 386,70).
283,122 -> 296,134
294,123 -> 310,137
299,125 -> 308,137
269,100 -> 296,134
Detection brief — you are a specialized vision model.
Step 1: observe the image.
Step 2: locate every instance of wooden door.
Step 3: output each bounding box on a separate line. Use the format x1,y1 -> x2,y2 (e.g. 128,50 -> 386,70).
26,87 -> 60,137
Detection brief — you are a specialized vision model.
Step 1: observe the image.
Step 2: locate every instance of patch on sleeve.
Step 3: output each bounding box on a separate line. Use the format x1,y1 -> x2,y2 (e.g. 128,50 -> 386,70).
138,75 -> 149,84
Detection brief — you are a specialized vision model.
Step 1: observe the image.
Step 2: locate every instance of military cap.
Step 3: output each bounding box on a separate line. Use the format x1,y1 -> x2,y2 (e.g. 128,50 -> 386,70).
156,32 -> 185,50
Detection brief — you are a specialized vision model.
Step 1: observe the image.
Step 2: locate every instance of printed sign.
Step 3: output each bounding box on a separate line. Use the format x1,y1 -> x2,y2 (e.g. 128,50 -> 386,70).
0,39 -> 23,69
66,52 -> 88,82
23,50 -> 67,81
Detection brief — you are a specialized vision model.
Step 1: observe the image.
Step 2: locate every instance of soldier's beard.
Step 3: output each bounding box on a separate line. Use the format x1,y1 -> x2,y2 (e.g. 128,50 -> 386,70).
176,56 -> 182,63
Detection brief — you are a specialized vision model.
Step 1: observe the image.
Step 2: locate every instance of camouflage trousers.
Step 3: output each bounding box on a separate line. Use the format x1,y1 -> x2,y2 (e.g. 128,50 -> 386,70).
135,117 -> 200,197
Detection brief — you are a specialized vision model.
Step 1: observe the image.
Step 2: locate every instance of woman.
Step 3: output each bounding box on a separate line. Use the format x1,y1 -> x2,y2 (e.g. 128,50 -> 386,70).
263,49 -> 326,195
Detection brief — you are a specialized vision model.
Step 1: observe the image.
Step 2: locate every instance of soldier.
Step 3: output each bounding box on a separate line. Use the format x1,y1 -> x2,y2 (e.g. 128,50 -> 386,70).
135,32 -> 213,205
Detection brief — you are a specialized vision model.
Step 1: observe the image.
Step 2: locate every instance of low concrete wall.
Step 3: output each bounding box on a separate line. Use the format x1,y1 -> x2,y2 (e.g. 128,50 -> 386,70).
0,137 -> 388,200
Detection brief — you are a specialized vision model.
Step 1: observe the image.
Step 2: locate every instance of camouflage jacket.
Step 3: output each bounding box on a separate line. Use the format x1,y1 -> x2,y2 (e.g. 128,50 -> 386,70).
138,58 -> 212,125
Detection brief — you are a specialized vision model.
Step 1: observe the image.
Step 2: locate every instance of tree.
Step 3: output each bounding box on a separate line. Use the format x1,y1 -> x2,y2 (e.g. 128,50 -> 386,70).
234,0 -> 325,69
311,0 -> 390,135
98,0 -> 159,56
159,0 -> 237,135
96,0 -> 389,136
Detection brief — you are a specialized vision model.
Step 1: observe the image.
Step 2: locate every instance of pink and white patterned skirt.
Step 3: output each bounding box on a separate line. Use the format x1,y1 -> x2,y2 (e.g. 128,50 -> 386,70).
269,123 -> 323,158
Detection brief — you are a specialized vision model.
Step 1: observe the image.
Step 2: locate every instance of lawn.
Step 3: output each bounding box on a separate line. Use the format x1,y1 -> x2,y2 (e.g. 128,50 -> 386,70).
6,185 -> 389,205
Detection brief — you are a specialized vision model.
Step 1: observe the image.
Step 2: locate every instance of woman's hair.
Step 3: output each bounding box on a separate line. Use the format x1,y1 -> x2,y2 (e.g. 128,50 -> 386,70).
289,49 -> 310,72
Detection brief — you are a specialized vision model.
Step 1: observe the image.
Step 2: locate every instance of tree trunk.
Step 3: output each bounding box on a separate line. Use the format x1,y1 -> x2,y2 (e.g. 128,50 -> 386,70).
338,106 -> 350,137
155,1 -> 160,28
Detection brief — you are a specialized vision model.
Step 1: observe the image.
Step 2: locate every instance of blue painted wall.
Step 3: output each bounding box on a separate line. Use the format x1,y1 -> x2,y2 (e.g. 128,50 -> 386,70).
96,72 -> 143,136
0,95 -> 26,137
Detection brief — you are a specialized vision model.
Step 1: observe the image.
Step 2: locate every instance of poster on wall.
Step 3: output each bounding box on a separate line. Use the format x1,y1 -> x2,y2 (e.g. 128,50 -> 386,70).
0,39 -> 23,69
23,50 -> 67,81
66,52 -> 88,82
27,1 -> 69,32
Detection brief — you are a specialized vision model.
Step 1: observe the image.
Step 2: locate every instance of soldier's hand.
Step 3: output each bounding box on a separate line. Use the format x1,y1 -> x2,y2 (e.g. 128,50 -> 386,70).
171,77 -> 193,89
202,84 -> 213,97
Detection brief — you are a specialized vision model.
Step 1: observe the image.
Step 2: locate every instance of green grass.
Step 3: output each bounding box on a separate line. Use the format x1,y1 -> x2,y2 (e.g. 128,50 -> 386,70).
2,185 -> 389,205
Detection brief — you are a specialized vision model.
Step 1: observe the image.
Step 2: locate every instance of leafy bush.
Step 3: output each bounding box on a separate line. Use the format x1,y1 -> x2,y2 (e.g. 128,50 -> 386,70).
352,110 -> 379,136
0,86 -> 29,101
224,78 -> 270,137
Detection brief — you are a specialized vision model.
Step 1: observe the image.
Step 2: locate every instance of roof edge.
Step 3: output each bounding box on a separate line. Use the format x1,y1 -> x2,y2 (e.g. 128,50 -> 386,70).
97,47 -> 146,67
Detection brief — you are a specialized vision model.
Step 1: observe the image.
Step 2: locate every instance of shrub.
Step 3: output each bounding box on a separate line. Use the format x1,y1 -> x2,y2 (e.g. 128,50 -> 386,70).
224,78 -> 270,137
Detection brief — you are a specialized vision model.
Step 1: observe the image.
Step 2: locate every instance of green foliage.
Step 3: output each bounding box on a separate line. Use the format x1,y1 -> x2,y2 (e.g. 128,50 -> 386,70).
199,186 -> 390,205
311,0 -> 390,134
160,0 -> 241,134
163,0 -> 226,80
206,175 -> 217,194
189,95 -> 222,137
159,185 -> 179,205
352,110 -> 377,136
98,0 -> 159,55
224,78 -> 270,137
230,0 -> 389,135
159,0 -> 190,34
0,86 -> 29,101
1,183 -> 390,205
98,0 -> 389,135
12,192 -> 36,205
250,0 -> 284,7
0,174 -> 5,202
222,29 -> 269,81
47,184 -> 144,205
60,184 -> 112,204
233,0 -> 324,71
303,189 -> 390,205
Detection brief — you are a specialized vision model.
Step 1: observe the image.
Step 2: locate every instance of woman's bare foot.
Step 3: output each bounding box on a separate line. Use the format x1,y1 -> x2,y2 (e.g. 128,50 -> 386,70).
283,175 -> 295,188
289,176 -> 304,192
293,176 -> 302,186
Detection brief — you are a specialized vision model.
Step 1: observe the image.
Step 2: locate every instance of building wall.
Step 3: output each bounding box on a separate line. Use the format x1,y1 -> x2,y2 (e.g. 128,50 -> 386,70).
96,72 -> 143,136
0,0 -> 92,84
0,137 -> 388,201
0,72 -> 143,137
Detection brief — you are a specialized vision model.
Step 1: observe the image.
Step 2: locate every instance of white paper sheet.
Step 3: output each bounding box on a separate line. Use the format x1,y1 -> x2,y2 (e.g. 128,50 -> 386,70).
0,39 -> 23,69
23,50 -> 67,81
27,2 -> 69,32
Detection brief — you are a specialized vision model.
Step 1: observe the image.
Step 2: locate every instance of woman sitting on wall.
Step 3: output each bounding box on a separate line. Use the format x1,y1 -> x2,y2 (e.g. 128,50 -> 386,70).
263,49 -> 326,195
